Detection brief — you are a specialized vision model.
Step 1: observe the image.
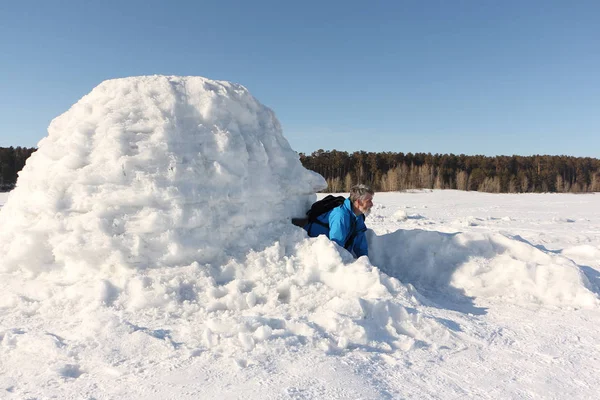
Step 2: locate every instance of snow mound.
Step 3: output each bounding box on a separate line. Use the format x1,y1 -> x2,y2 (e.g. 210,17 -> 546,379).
0,75 -> 324,274
369,230 -> 599,308
0,76 -> 455,377
0,232 -> 455,376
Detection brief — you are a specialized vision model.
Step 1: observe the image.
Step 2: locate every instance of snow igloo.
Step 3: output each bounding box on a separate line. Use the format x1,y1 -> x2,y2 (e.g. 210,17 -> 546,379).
0,75 -> 325,275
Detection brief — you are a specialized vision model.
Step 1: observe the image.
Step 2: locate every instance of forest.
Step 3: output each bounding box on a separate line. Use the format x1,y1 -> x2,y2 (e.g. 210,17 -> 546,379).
299,150 -> 600,193
1,146 -> 599,193
0,147 -> 37,191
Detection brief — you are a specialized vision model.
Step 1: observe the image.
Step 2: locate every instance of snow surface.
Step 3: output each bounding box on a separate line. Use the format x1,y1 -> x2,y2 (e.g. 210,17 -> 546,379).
1,76 -> 600,399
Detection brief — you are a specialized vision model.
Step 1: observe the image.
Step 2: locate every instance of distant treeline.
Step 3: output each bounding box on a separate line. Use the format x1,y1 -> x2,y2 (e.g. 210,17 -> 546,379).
0,147 -> 37,191
300,150 -> 600,193
2,147 -> 599,193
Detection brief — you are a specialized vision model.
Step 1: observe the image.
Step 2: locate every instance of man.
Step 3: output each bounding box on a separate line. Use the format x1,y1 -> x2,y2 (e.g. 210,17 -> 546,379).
304,184 -> 374,258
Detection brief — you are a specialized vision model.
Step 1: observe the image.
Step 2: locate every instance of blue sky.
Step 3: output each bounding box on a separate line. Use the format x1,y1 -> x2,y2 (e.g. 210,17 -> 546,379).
1,0 -> 598,157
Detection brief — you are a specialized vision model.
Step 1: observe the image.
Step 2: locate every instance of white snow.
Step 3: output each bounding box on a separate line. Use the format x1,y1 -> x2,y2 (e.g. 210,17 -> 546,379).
1,76 -> 600,399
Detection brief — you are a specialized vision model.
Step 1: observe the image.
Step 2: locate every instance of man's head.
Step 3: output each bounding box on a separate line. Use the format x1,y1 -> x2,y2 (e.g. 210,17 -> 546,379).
349,184 -> 374,215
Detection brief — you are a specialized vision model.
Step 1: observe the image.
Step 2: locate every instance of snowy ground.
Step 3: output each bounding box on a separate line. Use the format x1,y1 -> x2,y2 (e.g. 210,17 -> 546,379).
1,76 -> 599,399
2,189 -> 599,400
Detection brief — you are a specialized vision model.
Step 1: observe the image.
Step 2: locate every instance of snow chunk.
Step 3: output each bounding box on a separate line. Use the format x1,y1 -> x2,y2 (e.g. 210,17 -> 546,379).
392,210 -> 408,221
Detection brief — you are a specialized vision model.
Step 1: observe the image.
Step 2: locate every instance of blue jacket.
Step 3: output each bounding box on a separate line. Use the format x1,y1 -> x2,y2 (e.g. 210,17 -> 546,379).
304,198 -> 368,258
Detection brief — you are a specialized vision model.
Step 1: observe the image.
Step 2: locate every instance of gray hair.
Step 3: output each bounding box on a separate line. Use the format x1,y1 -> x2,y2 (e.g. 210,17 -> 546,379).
349,184 -> 374,202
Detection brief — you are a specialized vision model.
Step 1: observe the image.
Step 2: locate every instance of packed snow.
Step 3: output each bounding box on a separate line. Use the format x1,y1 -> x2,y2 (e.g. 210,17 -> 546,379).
1,76 -> 599,399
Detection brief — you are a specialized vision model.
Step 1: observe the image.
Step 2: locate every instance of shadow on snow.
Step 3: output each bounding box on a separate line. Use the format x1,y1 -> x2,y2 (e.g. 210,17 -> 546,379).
369,228 -> 494,316
579,265 -> 600,296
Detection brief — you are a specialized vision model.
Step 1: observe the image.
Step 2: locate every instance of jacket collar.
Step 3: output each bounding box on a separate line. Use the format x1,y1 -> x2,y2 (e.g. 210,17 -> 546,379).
343,197 -> 359,217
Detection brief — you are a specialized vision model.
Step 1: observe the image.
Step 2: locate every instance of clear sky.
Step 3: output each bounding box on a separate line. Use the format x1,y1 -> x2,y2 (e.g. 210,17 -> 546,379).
1,0 -> 598,157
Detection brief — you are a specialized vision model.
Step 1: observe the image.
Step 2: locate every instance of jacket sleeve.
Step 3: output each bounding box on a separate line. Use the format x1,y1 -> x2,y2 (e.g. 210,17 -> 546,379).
327,208 -> 352,248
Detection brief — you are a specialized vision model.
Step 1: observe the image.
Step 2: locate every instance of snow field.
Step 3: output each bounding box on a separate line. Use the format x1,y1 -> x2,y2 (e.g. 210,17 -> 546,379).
2,190 -> 599,398
1,75 -> 599,398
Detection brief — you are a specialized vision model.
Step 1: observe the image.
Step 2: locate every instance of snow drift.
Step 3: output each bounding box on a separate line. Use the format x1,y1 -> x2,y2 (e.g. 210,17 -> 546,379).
368,219 -> 598,309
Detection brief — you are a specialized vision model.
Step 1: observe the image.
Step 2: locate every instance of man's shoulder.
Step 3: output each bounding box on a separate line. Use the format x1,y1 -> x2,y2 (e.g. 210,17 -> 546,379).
328,203 -> 351,220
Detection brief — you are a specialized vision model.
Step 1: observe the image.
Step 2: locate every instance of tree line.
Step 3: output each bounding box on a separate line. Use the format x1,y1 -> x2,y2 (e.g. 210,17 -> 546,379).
0,147 -> 37,191
300,150 -> 600,193
2,147 -> 599,193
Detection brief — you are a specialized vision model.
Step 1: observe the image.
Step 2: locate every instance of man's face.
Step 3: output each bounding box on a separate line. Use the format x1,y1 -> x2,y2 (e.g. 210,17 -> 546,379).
356,194 -> 374,215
